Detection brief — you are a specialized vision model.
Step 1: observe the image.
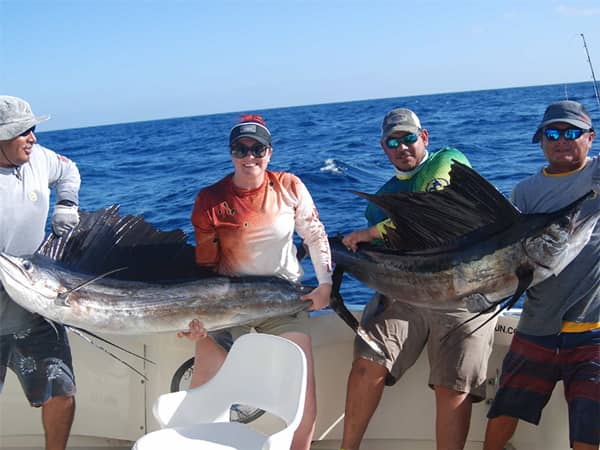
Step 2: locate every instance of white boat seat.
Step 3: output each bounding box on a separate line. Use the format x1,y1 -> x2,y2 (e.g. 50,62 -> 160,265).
133,422 -> 268,449
132,333 -> 307,450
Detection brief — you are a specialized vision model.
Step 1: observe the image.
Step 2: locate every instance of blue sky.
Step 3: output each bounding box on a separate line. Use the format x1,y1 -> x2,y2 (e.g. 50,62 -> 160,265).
2,0 -> 600,131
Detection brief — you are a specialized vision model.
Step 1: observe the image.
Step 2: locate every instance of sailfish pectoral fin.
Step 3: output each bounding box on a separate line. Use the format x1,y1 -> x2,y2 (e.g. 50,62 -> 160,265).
504,264 -> 534,311
330,266 -> 389,359
54,267 -> 130,307
440,298 -> 501,344
329,266 -> 360,331
441,265 -> 535,343
54,267 -> 130,308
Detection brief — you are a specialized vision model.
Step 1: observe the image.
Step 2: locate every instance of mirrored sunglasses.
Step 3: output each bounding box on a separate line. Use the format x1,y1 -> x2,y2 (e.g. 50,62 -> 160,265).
543,128 -> 590,141
385,133 -> 419,148
230,143 -> 268,159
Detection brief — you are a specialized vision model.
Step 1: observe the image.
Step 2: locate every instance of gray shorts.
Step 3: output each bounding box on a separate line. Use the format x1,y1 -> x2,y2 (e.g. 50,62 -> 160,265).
355,294 -> 496,401
0,318 -> 76,406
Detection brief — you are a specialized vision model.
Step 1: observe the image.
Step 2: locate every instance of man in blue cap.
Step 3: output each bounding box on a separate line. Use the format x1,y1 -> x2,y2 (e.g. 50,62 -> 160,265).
484,100 -> 600,450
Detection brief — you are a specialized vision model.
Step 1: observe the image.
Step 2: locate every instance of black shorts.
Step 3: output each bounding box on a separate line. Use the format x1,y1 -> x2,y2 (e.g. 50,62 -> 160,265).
0,319 -> 76,406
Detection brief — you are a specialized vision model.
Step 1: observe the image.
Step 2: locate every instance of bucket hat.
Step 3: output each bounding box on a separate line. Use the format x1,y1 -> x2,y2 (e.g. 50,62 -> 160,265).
0,96 -> 49,140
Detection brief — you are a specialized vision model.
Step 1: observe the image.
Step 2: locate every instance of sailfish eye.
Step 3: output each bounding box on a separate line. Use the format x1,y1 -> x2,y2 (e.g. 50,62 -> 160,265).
557,216 -> 570,228
23,261 -> 33,271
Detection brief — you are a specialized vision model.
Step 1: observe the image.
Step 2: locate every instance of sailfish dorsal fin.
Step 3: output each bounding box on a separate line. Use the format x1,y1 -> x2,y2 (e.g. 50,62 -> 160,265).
355,161 -> 520,251
36,205 -> 200,281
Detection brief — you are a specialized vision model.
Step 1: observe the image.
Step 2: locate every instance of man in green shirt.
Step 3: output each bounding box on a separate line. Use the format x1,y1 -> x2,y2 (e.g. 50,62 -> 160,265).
341,108 -> 496,450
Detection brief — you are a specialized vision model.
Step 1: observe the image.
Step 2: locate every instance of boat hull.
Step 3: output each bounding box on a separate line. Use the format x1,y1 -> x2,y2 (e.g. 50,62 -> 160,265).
0,309 -> 569,450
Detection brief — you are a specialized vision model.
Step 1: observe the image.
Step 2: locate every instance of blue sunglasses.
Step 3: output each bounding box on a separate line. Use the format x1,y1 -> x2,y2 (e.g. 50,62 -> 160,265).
543,128 -> 591,141
385,133 -> 419,148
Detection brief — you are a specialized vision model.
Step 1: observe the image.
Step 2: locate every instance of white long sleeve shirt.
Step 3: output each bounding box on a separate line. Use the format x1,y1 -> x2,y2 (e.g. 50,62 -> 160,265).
0,144 -> 80,334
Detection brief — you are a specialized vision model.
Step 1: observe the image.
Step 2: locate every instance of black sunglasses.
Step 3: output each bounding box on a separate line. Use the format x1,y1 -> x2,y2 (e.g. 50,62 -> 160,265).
230,143 -> 268,159
19,126 -> 36,137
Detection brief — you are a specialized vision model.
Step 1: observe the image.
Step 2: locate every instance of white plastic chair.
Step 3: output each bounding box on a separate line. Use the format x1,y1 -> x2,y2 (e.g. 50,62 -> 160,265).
132,333 -> 307,450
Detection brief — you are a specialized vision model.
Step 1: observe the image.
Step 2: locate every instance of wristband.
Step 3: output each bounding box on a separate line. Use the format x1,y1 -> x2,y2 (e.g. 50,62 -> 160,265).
57,199 -> 78,207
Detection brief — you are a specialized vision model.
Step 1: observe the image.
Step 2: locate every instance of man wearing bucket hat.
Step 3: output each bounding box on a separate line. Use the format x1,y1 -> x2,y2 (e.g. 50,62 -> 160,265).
0,96 -> 80,450
484,100 -> 600,450
340,108 -> 497,450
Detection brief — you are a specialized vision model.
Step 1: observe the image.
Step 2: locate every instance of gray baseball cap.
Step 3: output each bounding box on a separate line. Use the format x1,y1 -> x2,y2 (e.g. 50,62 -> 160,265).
0,96 -> 49,141
381,108 -> 421,140
532,100 -> 593,143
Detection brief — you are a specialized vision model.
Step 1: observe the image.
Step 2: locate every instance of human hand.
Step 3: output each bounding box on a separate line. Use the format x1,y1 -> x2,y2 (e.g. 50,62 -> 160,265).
342,226 -> 379,252
51,204 -> 79,236
177,319 -> 208,341
300,283 -> 332,311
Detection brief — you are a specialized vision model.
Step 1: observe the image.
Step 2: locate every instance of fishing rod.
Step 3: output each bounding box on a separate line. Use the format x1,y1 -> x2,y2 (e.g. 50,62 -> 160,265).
580,33 -> 600,109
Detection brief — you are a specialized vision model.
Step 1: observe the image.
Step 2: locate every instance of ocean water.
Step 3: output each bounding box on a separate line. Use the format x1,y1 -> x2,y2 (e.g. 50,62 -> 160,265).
39,81 -> 600,307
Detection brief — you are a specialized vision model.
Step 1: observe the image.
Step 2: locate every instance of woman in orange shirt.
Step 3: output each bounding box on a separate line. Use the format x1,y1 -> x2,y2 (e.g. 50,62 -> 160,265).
180,114 -> 332,450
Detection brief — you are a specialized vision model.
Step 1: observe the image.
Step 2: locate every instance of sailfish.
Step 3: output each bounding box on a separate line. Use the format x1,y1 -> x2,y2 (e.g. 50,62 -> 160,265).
328,161 -> 599,342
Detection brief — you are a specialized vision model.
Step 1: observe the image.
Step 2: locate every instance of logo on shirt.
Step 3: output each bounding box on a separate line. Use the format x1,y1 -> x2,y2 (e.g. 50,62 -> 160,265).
425,177 -> 449,192
28,191 -> 38,202
216,201 -> 235,217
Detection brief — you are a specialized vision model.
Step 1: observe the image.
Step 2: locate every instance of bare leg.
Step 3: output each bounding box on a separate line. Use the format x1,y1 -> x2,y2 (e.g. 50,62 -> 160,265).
483,415 -> 518,450
434,386 -> 471,450
281,332 -> 316,450
341,358 -> 388,450
485,417 -> 598,450
41,395 -> 75,450
189,336 -> 228,388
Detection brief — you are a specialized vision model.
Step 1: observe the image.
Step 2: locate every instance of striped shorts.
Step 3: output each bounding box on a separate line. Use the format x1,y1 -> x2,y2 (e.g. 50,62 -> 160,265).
487,329 -> 600,447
